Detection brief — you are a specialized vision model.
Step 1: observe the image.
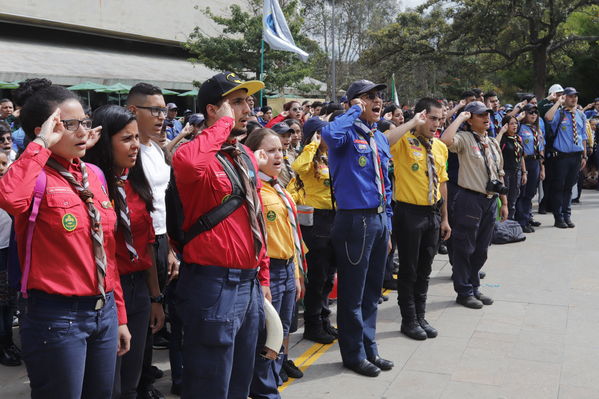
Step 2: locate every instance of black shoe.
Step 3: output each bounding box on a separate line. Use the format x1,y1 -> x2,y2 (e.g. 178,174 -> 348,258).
170,382 -> 181,396
418,317 -> 438,338
150,365 -> 164,380
138,385 -> 165,399
5,343 -> 21,357
367,356 -> 394,371
279,366 -> 289,382
479,271 -> 486,279
152,335 -> 169,350
303,326 -> 335,344
564,218 -> 575,228
530,219 -> 541,227
522,224 -> 535,233
0,346 -> 21,367
381,294 -> 389,302
378,297 -> 384,304
474,292 -> 494,305
322,321 -> 339,339
383,279 -> 397,290
400,320 -> 427,340
438,244 -> 448,255
538,207 -> 547,214
572,198 -> 580,204
456,295 -> 483,309
344,359 -> 381,377
282,359 -> 304,379
554,220 -> 568,229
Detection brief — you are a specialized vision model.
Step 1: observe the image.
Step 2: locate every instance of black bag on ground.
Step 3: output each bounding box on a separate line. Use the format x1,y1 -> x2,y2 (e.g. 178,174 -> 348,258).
492,220 -> 526,244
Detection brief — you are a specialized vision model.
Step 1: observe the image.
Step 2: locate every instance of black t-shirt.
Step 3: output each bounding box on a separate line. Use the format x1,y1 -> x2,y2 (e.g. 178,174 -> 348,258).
500,134 -> 523,171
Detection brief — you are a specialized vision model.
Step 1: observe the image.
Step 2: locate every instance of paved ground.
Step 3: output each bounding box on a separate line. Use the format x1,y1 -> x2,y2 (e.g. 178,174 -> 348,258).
2,190 -> 599,398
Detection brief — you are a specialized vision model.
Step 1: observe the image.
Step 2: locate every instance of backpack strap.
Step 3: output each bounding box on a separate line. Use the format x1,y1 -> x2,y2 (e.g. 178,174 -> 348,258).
21,170 -> 47,298
85,162 -> 108,189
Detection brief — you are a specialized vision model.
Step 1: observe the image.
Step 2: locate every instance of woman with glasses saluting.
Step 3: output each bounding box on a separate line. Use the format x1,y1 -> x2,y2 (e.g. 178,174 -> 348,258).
0,79 -> 130,399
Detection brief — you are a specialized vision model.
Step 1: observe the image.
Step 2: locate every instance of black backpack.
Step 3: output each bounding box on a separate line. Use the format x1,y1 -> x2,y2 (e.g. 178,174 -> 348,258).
166,146 -> 257,253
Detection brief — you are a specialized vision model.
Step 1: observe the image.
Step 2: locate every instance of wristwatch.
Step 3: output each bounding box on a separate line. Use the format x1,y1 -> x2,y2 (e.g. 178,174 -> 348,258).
150,294 -> 164,304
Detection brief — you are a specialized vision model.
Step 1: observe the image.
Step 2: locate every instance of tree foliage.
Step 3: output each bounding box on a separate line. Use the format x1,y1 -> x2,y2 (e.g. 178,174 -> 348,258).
185,0 -> 323,93
361,0 -> 599,102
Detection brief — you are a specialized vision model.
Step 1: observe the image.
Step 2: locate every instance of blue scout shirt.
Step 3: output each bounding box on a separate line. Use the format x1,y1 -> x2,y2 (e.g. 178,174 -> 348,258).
584,109 -> 598,119
548,108 -> 587,153
166,118 -> 183,140
488,110 -> 504,137
518,124 -> 545,156
321,105 -> 393,231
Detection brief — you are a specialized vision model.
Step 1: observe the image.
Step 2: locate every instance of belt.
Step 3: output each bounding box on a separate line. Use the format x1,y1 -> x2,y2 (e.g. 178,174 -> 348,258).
338,207 -> 382,214
555,151 -> 583,159
458,186 -> 497,200
396,200 -> 443,212
182,263 -> 258,281
313,209 -> 335,216
524,154 -> 541,160
270,257 -> 294,268
27,290 -> 112,311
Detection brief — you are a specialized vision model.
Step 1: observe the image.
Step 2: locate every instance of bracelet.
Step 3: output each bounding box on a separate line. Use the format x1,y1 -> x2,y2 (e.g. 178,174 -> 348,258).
35,136 -> 49,148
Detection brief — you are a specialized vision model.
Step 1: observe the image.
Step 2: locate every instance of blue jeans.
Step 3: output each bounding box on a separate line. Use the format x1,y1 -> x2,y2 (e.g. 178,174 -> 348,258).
20,291 -> 118,399
114,272 -> 151,399
332,211 -> 388,367
177,264 -> 264,399
250,259 -> 297,399
450,188 -> 497,297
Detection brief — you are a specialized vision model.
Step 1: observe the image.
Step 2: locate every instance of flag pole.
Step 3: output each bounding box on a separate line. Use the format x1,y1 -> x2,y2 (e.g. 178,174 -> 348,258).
259,39 -> 265,107
331,0 -> 336,101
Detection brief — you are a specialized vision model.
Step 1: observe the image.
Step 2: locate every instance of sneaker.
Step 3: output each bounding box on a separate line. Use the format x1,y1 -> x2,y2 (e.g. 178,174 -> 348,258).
282,359 -> 304,379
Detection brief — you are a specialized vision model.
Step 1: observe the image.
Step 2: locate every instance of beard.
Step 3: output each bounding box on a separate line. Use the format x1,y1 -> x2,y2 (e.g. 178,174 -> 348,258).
230,127 -> 247,137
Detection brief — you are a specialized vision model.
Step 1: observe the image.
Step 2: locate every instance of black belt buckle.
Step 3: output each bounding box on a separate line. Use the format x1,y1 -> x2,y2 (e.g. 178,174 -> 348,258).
94,297 -> 105,310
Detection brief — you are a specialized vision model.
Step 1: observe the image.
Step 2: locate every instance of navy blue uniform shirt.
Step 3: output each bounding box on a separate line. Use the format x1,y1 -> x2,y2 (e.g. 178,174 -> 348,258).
322,105 -> 393,231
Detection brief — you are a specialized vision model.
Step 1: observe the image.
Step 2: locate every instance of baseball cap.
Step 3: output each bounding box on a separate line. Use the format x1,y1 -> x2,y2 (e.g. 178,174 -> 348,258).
594,97 -> 599,102
198,72 -> 265,114
346,80 -> 387,101
563,87 -> 579,96
303,117 -> 328,136
464,101 -> 492,115
548,84 -> 564,95
340,96 -> 348,103
503,104 -> 514,112
167,103 -> 178,110
522,103 -> 538,113
271,122 -> 294,135
188,113 -> 205,126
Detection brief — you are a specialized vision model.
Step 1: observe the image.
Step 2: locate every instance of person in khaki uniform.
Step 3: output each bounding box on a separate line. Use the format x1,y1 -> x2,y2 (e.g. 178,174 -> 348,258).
440,101 -> 508,309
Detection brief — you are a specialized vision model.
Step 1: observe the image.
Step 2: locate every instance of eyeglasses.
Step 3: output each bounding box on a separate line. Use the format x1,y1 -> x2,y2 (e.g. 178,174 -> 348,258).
290,107 -> 301,112
136,106 -> 168,117
360,91 -> 383,100
61,118 -> 93,131
527,111 -> 539,115
0,136 -> 12,143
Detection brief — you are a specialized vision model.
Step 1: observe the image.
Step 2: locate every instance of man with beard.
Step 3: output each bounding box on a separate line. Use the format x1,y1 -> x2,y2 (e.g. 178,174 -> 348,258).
321,80 -> 393,377
172,72 -> 270,398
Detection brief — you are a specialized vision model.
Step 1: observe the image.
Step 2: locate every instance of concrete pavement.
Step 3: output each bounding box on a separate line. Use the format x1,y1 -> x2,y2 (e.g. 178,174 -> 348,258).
2,191 -> 599,398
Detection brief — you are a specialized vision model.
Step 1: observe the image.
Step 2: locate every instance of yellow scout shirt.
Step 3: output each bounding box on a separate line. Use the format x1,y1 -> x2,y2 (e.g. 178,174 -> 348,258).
290,142 -> 333,210
260,181 -> 300,278
390,132 -> 448,205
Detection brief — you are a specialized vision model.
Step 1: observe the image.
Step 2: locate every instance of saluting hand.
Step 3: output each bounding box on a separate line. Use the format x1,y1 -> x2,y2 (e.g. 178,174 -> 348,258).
86,125 -> 102,149
411,110 -> 427,127
36,108 -> 64,148
557,95 -> 566,106
216,99 -> 234,120
458,111 -> 471,122
180,122 -> 194,138
254,149 -> 268,168
311,132 -> 321,146
351,98 -> 366,114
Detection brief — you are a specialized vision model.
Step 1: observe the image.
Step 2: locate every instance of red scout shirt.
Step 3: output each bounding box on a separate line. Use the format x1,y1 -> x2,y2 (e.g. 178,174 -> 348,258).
115,181 -> 155,275
172,116 -> 270,286
0,142 -> 127,324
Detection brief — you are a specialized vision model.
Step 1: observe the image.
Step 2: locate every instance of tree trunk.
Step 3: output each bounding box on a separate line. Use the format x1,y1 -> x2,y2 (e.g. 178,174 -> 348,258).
532,45 -> 548,99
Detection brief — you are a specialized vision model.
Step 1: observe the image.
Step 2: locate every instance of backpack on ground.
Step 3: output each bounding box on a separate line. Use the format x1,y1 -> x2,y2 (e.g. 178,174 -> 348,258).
492,220 -> 526,245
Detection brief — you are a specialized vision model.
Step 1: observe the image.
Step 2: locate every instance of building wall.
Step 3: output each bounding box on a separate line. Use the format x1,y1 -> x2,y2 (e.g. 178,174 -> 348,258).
0,0 -> 235,43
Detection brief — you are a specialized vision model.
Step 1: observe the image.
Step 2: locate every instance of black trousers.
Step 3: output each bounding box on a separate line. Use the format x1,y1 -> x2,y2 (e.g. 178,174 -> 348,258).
394,202 -> 441,319
301,210 -> 336,328
550,154 -> 582,220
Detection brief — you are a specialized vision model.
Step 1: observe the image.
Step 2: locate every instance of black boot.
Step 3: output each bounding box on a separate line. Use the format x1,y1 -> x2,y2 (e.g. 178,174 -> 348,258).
417,315 -> 438,338
322,318 -> 338,339
303,324 -> 335,344
400,319 -> 427,340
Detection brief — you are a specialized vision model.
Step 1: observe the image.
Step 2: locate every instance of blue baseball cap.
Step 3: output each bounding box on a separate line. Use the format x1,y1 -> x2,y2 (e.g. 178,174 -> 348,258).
271,122 -> 294,135
346,79 -> 387,101
464,101 -> 492,115
188,113 -> 205,126
563,87 -> 579,96
303,117 -> 328,136
340,96 -> 348,103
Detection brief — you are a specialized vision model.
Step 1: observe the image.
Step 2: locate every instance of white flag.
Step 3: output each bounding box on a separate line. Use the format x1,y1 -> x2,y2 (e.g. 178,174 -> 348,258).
263,0 -> 309,61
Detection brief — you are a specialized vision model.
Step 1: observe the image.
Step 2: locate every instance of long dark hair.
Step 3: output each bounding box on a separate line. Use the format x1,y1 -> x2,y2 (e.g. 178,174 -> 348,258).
84,105 -> 154,214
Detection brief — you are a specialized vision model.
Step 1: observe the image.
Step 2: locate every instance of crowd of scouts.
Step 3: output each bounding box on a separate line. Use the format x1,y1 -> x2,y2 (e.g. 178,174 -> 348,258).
0,73 -> 596,399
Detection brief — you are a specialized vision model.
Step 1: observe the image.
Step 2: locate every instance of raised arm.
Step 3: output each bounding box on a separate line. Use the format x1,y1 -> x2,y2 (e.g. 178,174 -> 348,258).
386,110 -> 426,146
321,103 -> 363,149
440,111 -> 470,148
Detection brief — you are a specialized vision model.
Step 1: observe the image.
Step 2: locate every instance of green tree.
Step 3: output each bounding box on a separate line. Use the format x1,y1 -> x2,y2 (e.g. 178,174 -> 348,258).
185,0 -> 322,94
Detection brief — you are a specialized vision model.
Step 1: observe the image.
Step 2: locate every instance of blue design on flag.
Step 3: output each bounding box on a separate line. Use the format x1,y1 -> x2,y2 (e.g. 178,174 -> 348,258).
263,0 -> 309,61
